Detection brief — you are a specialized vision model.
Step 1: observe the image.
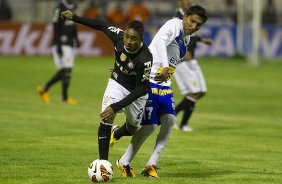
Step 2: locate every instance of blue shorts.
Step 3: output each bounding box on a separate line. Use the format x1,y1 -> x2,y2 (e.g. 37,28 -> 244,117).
141,82 -> 175,125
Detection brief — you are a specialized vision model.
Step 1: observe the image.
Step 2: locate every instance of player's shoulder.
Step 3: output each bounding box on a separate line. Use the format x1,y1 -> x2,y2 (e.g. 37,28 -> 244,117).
108,26 -> 124,34
137,45 -> 152,62
166,18 -> 182,25
142,44 -> 152,56
162,18 -> 182,32
160,18 -> 182,36
105,26 -> 124,45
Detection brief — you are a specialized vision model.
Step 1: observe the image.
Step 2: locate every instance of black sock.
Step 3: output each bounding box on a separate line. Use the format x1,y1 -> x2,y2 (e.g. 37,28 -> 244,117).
175,97 -> 187,114
114,123 -> 132,140
44,69 -> 64,91
61,69 -> 72,101
180,98 -> 196,128
98,122 -> 112,160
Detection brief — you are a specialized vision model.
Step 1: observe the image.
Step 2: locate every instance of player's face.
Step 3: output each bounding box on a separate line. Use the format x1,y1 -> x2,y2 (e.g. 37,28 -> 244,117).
183,14 -> 204,35
123,28 -> 142,52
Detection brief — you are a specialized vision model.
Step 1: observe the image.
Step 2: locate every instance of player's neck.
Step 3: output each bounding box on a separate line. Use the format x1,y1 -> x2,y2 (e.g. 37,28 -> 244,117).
124,43 -> 143,54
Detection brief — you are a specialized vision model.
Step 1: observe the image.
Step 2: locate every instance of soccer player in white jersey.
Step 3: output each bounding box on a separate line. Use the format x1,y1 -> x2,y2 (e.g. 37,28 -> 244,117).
174,36 -> 212,131
111,5 -> 208,178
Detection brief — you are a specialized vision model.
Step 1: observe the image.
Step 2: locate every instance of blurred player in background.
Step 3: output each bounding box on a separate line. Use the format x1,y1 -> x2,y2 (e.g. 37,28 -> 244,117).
106,3 -> 127,29
37,0 -> 79,105
175,0 -> 193,19
174,36 -> 212,131
127,0 -> 149,24
174,0 -> 212,132
83,0 -> 101,19
61,10 -> 152,161
112,5 -> 208,178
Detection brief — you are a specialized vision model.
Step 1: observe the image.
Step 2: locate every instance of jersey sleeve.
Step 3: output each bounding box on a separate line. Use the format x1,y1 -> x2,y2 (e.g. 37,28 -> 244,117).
110,53 -> 153,112
150,19 -> 179,68
72,15 -> 123,43
156,19 -> 179,46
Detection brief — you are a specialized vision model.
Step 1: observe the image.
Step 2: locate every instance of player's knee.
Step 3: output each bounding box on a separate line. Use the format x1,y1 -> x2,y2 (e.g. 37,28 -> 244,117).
161,114 -> 176,127
62,68 -> 72,80
168,118 -> 176,127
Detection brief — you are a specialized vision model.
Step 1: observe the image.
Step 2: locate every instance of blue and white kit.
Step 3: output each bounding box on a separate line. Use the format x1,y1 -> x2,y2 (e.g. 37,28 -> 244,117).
142,18 -> 190,125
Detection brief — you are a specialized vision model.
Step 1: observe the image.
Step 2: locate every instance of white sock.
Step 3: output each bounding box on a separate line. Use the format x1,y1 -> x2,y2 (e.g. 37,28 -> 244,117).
120,124 -> 157,165
146,114 -> 176,166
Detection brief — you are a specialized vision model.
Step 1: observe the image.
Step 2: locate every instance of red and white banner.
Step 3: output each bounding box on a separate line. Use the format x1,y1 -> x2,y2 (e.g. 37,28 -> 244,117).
0,22 -> 114,56
2,22 -> 281,58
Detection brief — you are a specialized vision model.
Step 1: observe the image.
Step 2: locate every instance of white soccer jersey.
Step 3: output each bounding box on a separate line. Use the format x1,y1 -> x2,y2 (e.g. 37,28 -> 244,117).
149,18 -> 190,86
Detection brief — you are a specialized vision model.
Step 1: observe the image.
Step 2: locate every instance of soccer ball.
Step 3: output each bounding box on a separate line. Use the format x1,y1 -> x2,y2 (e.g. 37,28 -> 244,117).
88,159 -> 113,182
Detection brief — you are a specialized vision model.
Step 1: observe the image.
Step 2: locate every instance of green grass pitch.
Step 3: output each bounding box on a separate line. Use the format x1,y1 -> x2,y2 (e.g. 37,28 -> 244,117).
0,56 -> 281,184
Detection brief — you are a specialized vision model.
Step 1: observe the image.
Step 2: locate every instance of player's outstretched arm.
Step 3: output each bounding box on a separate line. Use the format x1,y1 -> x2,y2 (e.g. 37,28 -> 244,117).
61,10 -> 108,32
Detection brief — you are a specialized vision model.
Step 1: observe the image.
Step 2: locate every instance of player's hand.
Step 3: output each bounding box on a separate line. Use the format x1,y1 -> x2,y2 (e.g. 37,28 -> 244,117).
100,106 -> 115,122
154,67 -> 169,83
61,10 -> 74,20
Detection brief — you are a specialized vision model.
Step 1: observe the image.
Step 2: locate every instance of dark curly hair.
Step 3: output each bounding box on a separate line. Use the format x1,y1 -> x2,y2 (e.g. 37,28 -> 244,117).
185,5 -> 208,23
127,20 -> 144,39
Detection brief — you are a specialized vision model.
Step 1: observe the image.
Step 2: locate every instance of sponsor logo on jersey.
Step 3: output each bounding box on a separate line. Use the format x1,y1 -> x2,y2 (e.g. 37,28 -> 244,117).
142,61 -> 151,82
151,88 -> 173,96
108,26 -> 122,34
169,57 -> 180,67
102,95 -> 112,107
60,35 -> 68,43
127,59 -> 134,69
120,53 -> 127,62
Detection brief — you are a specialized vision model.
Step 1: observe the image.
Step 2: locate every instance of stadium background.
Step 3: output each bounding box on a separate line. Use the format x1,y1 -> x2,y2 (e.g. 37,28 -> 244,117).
1,0 -> 282,58
0,0 -> 282,184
